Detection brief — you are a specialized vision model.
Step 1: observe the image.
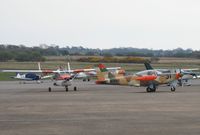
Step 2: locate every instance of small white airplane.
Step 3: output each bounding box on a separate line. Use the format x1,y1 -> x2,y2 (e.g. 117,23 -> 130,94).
2,63 -> 54,84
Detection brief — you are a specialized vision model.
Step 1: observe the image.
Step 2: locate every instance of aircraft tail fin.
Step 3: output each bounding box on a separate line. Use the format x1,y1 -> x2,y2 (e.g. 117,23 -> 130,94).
98,63 -> 108,72
96,64 -> 109,83
144,62 -> 153,70
67,62 -> 71,71
14,73 -> 21,79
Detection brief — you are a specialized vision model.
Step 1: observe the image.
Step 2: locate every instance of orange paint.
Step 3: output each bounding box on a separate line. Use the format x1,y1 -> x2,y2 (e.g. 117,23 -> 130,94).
136,75 -> 157,81
176,73 -> 182,79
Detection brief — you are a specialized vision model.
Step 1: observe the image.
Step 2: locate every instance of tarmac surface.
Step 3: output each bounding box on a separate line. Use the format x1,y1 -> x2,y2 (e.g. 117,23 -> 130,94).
0,80 -> 200,135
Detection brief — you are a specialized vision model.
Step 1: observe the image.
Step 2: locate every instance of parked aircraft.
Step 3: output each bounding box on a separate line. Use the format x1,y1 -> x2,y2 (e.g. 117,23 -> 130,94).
1,62 -> 122,92
1,64 -> 96,91
144,62 -> 199,86
66,62 -> 123,81
1,63 -> 54,83
96,64 -> 182,92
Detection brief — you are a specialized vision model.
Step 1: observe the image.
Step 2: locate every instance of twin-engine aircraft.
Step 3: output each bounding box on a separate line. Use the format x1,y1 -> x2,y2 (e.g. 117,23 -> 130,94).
96,64 -> 182,92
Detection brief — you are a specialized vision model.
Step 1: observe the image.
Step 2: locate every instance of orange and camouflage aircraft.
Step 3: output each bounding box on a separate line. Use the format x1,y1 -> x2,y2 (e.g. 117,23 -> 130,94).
96,64 -> 182,92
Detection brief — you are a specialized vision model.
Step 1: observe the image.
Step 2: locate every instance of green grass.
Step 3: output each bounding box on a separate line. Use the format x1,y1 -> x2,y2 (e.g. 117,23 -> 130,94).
0,72 -> 16,81
0,58 -> 200,81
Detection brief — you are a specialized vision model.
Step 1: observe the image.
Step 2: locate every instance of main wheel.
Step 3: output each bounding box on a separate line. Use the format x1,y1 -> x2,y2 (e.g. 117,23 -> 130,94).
88,78 -> 90,81
65,86 -> 68,92
171,87 -> 176,92
146,87 -> 151,92
74,86 -> 77,91
48,87 -> 51,92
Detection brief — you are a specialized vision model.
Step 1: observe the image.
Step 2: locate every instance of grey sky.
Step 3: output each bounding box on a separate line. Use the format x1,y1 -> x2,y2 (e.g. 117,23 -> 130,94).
1,0 -> 200,50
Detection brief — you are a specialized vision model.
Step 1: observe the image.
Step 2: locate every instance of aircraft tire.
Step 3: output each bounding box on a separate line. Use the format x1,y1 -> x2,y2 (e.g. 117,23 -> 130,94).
65,86 -> 68,92
171,87 -> 176,92
74,86 -> 77,91
146,87 -> 151,92
48,87 -> 51,92
151,88 -> 156,92
88,78 -> 90,81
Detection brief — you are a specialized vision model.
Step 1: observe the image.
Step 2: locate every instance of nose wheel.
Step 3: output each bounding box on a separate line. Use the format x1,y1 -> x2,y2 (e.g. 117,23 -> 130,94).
48,87 -> 51,92
65,86 -> 68,92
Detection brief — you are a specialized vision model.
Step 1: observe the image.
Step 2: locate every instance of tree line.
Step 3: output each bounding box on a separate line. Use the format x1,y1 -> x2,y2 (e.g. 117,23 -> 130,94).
0,44 -> 200,62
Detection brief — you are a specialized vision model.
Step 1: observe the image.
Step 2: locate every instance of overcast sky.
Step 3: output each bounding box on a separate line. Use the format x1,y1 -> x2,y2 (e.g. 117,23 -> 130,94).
1,0 -> 200,50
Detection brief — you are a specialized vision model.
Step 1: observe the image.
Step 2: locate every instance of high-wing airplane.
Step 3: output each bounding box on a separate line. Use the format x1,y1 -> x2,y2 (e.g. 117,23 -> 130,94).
144,62 -> 199,86
96,64 -> 182,92
1,62 -> 122,92
49,68 -> 96,92
1,64 -> 96,91
66,62 -> 123,81
1,63 -> 54,83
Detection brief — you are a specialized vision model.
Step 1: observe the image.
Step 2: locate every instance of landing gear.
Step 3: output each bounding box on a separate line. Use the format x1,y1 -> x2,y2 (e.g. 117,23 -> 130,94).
65,86 -> 68,92
83,78 -> 90,81
171,86 -> 176,92
146,87 -> 156,92
146,84 -> 156,92
48,85 -> 77,92
146,87 -> 151,92
48,87 -> 51,92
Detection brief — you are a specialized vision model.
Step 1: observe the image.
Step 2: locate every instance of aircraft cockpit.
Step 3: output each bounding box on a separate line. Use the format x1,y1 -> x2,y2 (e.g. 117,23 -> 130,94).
136,70 -> 159,76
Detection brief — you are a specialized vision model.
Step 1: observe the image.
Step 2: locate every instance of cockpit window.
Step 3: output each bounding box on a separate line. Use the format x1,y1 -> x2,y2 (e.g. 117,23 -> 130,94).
136,70 -> 158,76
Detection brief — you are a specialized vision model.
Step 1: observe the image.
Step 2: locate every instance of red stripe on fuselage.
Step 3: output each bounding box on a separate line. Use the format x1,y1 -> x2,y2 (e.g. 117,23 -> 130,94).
136,75 -> 157,81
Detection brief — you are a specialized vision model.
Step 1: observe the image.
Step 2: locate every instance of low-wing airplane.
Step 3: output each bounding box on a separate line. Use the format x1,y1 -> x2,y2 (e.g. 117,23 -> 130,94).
96,64 -> 182,92
144,62 -> 199,86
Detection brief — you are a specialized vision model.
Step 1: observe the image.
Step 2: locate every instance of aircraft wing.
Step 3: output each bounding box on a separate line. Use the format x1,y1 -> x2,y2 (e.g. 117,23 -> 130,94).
182,68 -> 199,71
1,69 -> 54,73
107,67 -> 121,70
61,68 -> 96,73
